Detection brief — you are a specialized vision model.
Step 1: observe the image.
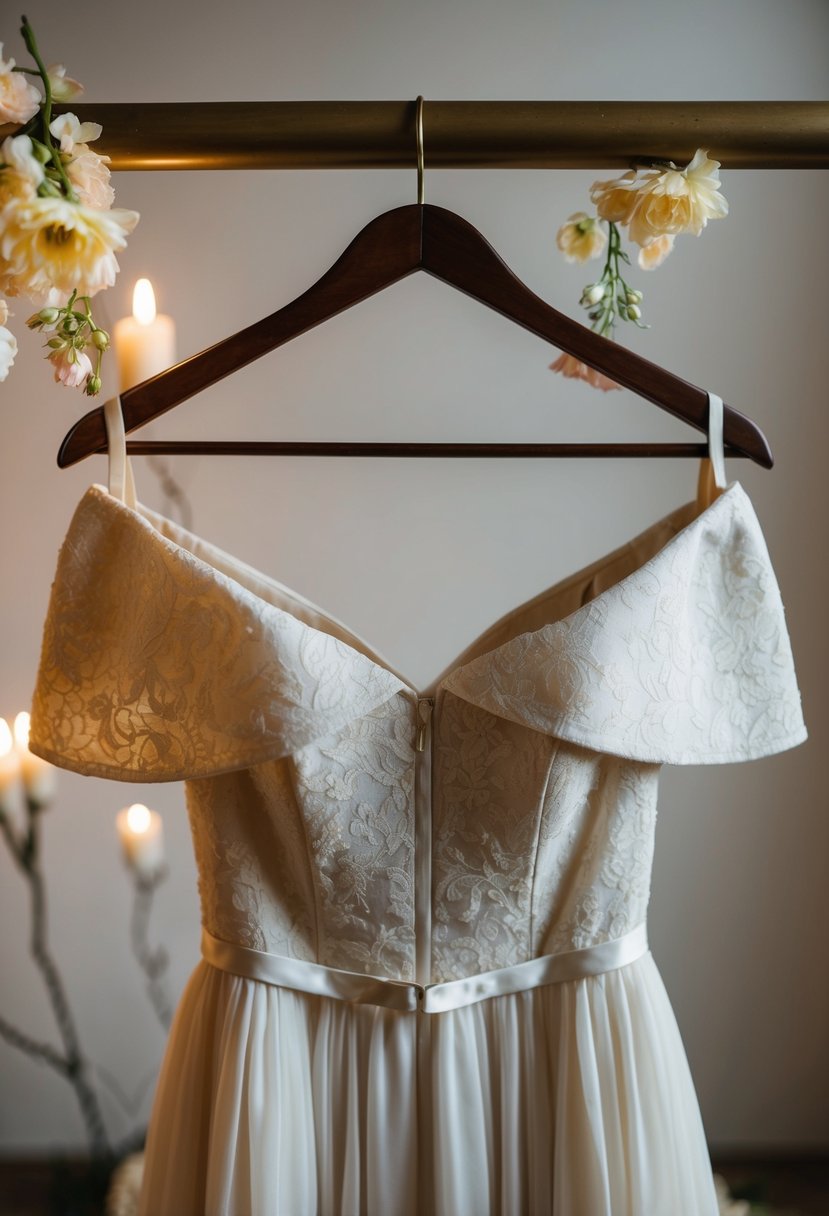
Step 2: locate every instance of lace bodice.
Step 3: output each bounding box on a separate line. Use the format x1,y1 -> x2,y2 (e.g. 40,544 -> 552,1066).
29,481 -> 806,986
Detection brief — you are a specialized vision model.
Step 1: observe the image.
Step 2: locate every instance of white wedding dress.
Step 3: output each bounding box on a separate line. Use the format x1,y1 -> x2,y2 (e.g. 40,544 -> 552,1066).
28,396 -> 806,1215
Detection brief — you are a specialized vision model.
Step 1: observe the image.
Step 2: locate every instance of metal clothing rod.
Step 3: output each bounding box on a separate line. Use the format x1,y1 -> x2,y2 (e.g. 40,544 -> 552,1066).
55,100 -> 829,170
121,442 -> 751,459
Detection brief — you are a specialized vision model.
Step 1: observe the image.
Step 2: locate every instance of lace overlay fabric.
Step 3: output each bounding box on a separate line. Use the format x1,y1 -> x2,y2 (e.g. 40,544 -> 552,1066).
29,481 -> 806,983
27,477 -> 807,1216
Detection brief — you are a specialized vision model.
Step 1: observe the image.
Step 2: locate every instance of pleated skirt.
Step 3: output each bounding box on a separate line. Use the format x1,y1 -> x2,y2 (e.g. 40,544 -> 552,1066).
137,951 -> 719,1216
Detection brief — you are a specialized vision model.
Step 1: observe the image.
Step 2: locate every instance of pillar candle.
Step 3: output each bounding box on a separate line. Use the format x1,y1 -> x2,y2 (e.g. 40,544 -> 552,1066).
114,278 -> 177,390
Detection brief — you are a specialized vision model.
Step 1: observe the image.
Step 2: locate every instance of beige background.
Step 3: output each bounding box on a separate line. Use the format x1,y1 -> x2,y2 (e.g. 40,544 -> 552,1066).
0,0 -> 827,1155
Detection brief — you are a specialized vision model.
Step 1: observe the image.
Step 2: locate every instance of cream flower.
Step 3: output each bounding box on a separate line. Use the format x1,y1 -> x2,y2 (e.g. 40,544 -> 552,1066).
0,44 -> 41,124
105,1151 -> 145,1216
589,169 -> 641,224
637,233 -> 675,269
550,352 -> 620,392
0,195 -> 139,300
1,134 -> 45,190
48,343 -> 92,387
66,146 -> 114,209
47,64 -> 84,102
0,299 -> 7,325
49,113 -> 103,155
556,212 -> 607,263
0,321 -> 17,382
628,150 -> 728,245
713,1175 -> 750,1216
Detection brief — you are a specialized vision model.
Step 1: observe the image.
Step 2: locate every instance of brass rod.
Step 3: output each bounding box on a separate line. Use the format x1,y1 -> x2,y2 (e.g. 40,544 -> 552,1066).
118,441 -> 752,458
25,100 -> 829,170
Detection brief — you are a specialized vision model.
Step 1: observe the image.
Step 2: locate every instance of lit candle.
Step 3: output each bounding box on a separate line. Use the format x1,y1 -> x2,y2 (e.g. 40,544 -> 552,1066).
0,718 -> 21,802
114,278 -> 177,390
116,803 -> 165,878
13,712 -> 57,807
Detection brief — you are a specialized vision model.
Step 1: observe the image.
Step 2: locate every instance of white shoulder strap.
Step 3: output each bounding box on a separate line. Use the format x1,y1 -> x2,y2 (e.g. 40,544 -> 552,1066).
103,395 -> 137,509
696,390 -> 727,508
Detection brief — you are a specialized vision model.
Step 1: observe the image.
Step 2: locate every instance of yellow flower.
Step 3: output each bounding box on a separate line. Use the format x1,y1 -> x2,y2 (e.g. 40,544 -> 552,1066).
637,234 -> 675,270
0,195 -> 139,301
627,150 -> 728,245
589,170 -> 641,224
556,212 -> 607,263
550,352 -> 620,392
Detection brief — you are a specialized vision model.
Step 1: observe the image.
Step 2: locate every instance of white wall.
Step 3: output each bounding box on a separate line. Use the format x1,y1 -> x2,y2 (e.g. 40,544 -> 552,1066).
1,0 -> 827,1155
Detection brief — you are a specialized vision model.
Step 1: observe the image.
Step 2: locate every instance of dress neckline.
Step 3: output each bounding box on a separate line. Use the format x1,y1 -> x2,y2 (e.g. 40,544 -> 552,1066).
81,479 -> 743,700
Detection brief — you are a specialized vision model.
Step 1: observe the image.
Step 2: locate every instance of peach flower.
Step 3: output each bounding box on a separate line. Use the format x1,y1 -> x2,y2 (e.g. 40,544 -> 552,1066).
589,169 -> 641,225
628,150 -> 728,245
48,344 -> 92,387
66,146 -> 115,210
0,44 -> 40,124
550,352 -> 620,392
556,212 -> 607,264
637,234 -> 675,270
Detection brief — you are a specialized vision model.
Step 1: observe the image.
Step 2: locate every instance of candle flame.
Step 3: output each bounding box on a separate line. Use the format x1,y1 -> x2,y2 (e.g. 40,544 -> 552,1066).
13,711 -> 30,752
127,803 -> 152,834
132,278 -> 157,326
0,718 -> 12,758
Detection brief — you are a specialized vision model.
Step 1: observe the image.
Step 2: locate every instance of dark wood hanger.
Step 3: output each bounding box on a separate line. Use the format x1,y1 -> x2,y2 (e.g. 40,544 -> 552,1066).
58,202 -> 772,468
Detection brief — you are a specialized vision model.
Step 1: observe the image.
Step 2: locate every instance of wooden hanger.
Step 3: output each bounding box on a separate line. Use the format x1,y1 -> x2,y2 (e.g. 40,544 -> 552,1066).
57,100 -> 772,469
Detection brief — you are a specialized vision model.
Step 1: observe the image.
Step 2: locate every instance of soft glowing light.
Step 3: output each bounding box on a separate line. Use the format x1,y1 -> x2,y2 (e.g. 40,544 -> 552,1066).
13,710 -> 30,752
0,718 -> 20,797
126,802 -> 152,835
132,278 -> 157,326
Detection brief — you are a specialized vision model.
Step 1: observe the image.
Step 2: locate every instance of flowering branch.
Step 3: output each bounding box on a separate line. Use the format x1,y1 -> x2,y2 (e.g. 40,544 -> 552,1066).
0,16 -> 139,392
19,15 -> 78,203
552,150 -> 728,390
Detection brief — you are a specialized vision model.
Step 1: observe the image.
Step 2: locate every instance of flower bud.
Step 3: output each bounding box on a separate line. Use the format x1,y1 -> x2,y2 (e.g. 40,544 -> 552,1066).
85,374 -> 102,396
580,283 -> 606,307
47,336 -> 66,349
30,138 -> 53,165
626,304 -> 642,320
39,307 -> 61,325
92,328 -> 109,351
63,317 -> 80,335
625,289 -> 643,305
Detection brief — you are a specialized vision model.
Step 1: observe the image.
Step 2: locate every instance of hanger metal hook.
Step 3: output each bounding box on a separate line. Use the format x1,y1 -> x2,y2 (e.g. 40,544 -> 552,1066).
416,95 -> 425,205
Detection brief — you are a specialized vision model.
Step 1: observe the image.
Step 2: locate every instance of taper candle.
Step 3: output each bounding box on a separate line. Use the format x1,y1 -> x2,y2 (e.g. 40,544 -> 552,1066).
13,712 -> 57,806
116,803 -> 165,878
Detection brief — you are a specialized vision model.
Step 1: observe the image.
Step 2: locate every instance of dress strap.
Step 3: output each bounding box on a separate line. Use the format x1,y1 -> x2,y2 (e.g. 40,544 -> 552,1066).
103,396 -> 137,508
696,390 -> 727,509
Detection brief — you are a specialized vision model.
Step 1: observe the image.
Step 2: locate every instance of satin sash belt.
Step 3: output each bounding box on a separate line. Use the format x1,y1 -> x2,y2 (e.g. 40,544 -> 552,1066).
201,923 -> 649,1014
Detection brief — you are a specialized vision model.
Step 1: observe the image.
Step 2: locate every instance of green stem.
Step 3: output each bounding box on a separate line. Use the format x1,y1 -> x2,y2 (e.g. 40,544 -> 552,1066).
19,16 -> 79,203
